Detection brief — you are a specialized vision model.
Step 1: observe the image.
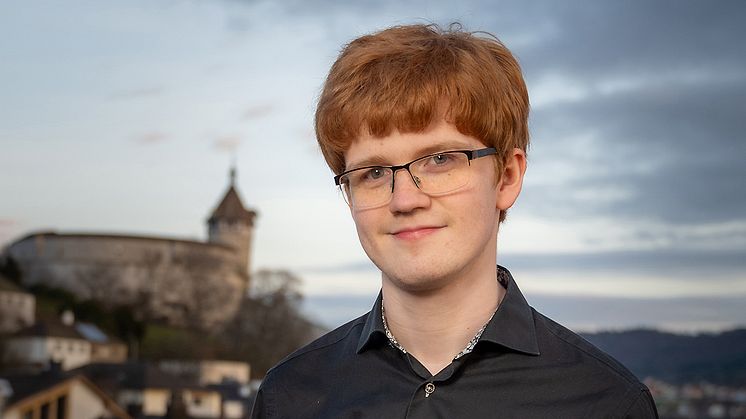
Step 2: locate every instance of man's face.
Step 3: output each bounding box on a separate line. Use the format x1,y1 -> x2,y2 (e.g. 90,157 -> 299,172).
343,118 -> 505,293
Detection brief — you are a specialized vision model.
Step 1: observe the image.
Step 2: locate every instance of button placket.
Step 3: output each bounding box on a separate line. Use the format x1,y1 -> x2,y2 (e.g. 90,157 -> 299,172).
424,382 -> 435,398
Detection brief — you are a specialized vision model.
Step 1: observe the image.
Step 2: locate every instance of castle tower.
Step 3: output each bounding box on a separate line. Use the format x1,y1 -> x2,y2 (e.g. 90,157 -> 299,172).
207,168 -> 257,275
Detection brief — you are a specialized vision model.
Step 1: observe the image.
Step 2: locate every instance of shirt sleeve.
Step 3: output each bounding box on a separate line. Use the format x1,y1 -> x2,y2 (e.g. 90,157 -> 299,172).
249,385 -> 272,419
623,389 -> 659,419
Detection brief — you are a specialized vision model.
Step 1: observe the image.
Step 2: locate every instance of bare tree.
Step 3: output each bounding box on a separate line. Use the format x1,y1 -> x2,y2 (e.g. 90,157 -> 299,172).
223,269 -> 322,378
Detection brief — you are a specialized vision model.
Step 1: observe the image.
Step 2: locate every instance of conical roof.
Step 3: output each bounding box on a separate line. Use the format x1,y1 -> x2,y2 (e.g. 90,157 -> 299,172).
208,168 -> 256,225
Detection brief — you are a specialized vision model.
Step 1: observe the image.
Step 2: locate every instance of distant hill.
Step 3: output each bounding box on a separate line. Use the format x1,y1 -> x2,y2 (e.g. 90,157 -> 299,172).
582,328 -> 746,386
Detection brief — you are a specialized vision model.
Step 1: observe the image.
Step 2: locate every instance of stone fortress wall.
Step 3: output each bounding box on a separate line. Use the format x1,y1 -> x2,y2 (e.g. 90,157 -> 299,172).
3,170 -> 257,329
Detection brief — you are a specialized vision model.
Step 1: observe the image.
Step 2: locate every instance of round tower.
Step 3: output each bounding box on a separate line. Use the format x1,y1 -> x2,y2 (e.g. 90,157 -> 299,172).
207,168 -> 257,276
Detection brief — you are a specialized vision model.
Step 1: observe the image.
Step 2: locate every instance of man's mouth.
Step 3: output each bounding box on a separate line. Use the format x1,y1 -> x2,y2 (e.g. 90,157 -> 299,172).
391,225 -> 444,240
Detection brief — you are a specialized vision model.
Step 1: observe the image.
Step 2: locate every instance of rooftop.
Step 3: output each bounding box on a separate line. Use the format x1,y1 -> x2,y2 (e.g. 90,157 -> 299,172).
0,272 -> 26,294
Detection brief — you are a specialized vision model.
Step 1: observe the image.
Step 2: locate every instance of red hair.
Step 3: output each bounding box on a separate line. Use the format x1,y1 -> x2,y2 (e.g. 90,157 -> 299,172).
315,23 -> 530,220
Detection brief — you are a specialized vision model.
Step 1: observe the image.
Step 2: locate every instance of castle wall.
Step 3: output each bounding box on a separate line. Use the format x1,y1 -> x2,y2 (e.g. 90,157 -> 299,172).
7,233 -> 249,329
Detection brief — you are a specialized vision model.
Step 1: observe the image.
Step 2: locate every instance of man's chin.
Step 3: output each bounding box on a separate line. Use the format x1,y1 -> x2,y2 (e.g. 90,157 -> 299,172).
381,267 -> 454,294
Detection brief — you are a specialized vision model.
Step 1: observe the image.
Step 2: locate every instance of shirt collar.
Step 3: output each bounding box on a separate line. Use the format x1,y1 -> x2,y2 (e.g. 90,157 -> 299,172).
356,265 -> 540,356
479,265 -> 541,356
356,291 -> 386,353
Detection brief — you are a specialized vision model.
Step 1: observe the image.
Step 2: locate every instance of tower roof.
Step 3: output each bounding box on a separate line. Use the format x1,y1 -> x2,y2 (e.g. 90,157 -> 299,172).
208,169 -> 256,225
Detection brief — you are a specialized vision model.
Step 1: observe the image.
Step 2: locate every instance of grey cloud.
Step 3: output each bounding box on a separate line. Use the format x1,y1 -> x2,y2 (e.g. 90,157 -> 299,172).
513,1 -> 746,78
303,293 -> 746,332
499,250 -> 746,278
516,2 -> 746,225
132,132 -> 169,145
523,75 -> 746,225
298,248 -> 746,279
107,86 -> 165,101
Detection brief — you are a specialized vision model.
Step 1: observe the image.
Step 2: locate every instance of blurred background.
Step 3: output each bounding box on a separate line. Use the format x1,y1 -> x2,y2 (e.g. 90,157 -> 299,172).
1,1 -> 745,418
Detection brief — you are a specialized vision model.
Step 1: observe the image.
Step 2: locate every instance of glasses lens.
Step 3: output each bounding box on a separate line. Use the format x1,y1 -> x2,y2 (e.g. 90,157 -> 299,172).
339,167 -> 393,208
410,152 -> 470,194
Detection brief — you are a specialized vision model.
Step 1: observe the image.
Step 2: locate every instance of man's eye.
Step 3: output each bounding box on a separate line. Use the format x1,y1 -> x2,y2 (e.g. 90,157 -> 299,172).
363,168 -> 387,180
431,154 -> 452,165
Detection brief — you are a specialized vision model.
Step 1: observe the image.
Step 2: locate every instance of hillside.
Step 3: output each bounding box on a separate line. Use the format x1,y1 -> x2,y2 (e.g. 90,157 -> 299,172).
582,328 -> 746,386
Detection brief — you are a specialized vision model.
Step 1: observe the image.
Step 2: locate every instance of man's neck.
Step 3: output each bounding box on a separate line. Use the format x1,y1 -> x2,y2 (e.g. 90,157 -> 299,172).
381,264 -> 504,375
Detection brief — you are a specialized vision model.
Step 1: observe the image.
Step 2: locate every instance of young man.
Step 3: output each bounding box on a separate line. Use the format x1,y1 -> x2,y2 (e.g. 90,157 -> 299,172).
251,24 -> 658,418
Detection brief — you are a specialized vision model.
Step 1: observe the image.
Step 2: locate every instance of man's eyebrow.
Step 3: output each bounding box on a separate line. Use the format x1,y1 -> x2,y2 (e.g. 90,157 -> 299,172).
416,141 -> 476,157
345,154 -> 389,171
345,140 -> 477,171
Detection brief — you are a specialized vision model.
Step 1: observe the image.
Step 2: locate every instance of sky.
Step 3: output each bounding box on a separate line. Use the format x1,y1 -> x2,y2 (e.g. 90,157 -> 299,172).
1,0 -> 745,332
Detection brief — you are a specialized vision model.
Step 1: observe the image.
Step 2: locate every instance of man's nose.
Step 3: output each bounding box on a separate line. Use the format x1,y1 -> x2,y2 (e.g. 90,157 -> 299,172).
388,169 -> 429,212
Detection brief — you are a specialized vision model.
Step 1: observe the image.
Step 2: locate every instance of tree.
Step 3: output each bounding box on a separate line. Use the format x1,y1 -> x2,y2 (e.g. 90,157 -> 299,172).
223,269 -> 323,378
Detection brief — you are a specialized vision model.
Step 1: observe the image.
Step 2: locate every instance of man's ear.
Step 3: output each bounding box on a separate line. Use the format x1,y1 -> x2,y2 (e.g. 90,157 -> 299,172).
496,148 -> 527,211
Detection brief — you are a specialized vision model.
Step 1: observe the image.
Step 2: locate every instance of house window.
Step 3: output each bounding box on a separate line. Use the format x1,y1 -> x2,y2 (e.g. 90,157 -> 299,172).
41,402 -> 50,419
57,395 -> 67,419
22,409 -> 33,419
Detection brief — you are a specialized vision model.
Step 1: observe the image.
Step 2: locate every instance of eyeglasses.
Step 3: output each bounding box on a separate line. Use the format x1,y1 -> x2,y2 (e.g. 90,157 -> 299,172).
334,147 -> 497,209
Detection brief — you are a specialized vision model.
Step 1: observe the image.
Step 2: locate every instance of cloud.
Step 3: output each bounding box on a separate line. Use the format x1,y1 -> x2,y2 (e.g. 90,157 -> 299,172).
107,86 -> 165,101
522,73 -> 746,226
514,0 -> 746,79
302,293 -> 746,332
299,247 -> 746,279
213,135 -> 243,152
241,104 -> 274,120
133,132 -> 169,145
499,249 -> 746,279
481,1 -> 746,232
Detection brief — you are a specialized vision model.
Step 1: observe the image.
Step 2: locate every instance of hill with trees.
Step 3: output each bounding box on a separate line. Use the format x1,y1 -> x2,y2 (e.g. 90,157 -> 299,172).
583,328 -> 746,386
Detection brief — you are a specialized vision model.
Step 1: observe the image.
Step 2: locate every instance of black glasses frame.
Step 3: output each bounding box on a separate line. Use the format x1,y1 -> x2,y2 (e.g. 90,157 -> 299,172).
334,147 -> 497,188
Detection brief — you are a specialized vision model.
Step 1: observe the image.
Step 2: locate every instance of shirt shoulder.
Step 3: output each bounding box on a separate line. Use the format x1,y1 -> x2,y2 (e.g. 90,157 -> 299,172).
265,312 -> 368,380
532,309 -> 658,417
535,309 -> 642,385
251,314 -> 371,418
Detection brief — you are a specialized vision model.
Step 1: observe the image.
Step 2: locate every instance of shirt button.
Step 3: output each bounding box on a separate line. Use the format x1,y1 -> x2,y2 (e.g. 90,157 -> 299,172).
424,382 -> 435,398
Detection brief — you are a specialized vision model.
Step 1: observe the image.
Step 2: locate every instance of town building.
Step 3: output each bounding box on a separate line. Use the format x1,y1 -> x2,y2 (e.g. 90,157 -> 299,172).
0,370 -> 131,419
158,359 -> 250,387
0,272 -> 35,334
4,311 -> 127,371
76,362 -> 254,419
4,312 -> 92,371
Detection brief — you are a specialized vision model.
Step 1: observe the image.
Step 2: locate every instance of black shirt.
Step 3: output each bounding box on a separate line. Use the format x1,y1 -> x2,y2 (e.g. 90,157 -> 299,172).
250,266 -> 658,418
